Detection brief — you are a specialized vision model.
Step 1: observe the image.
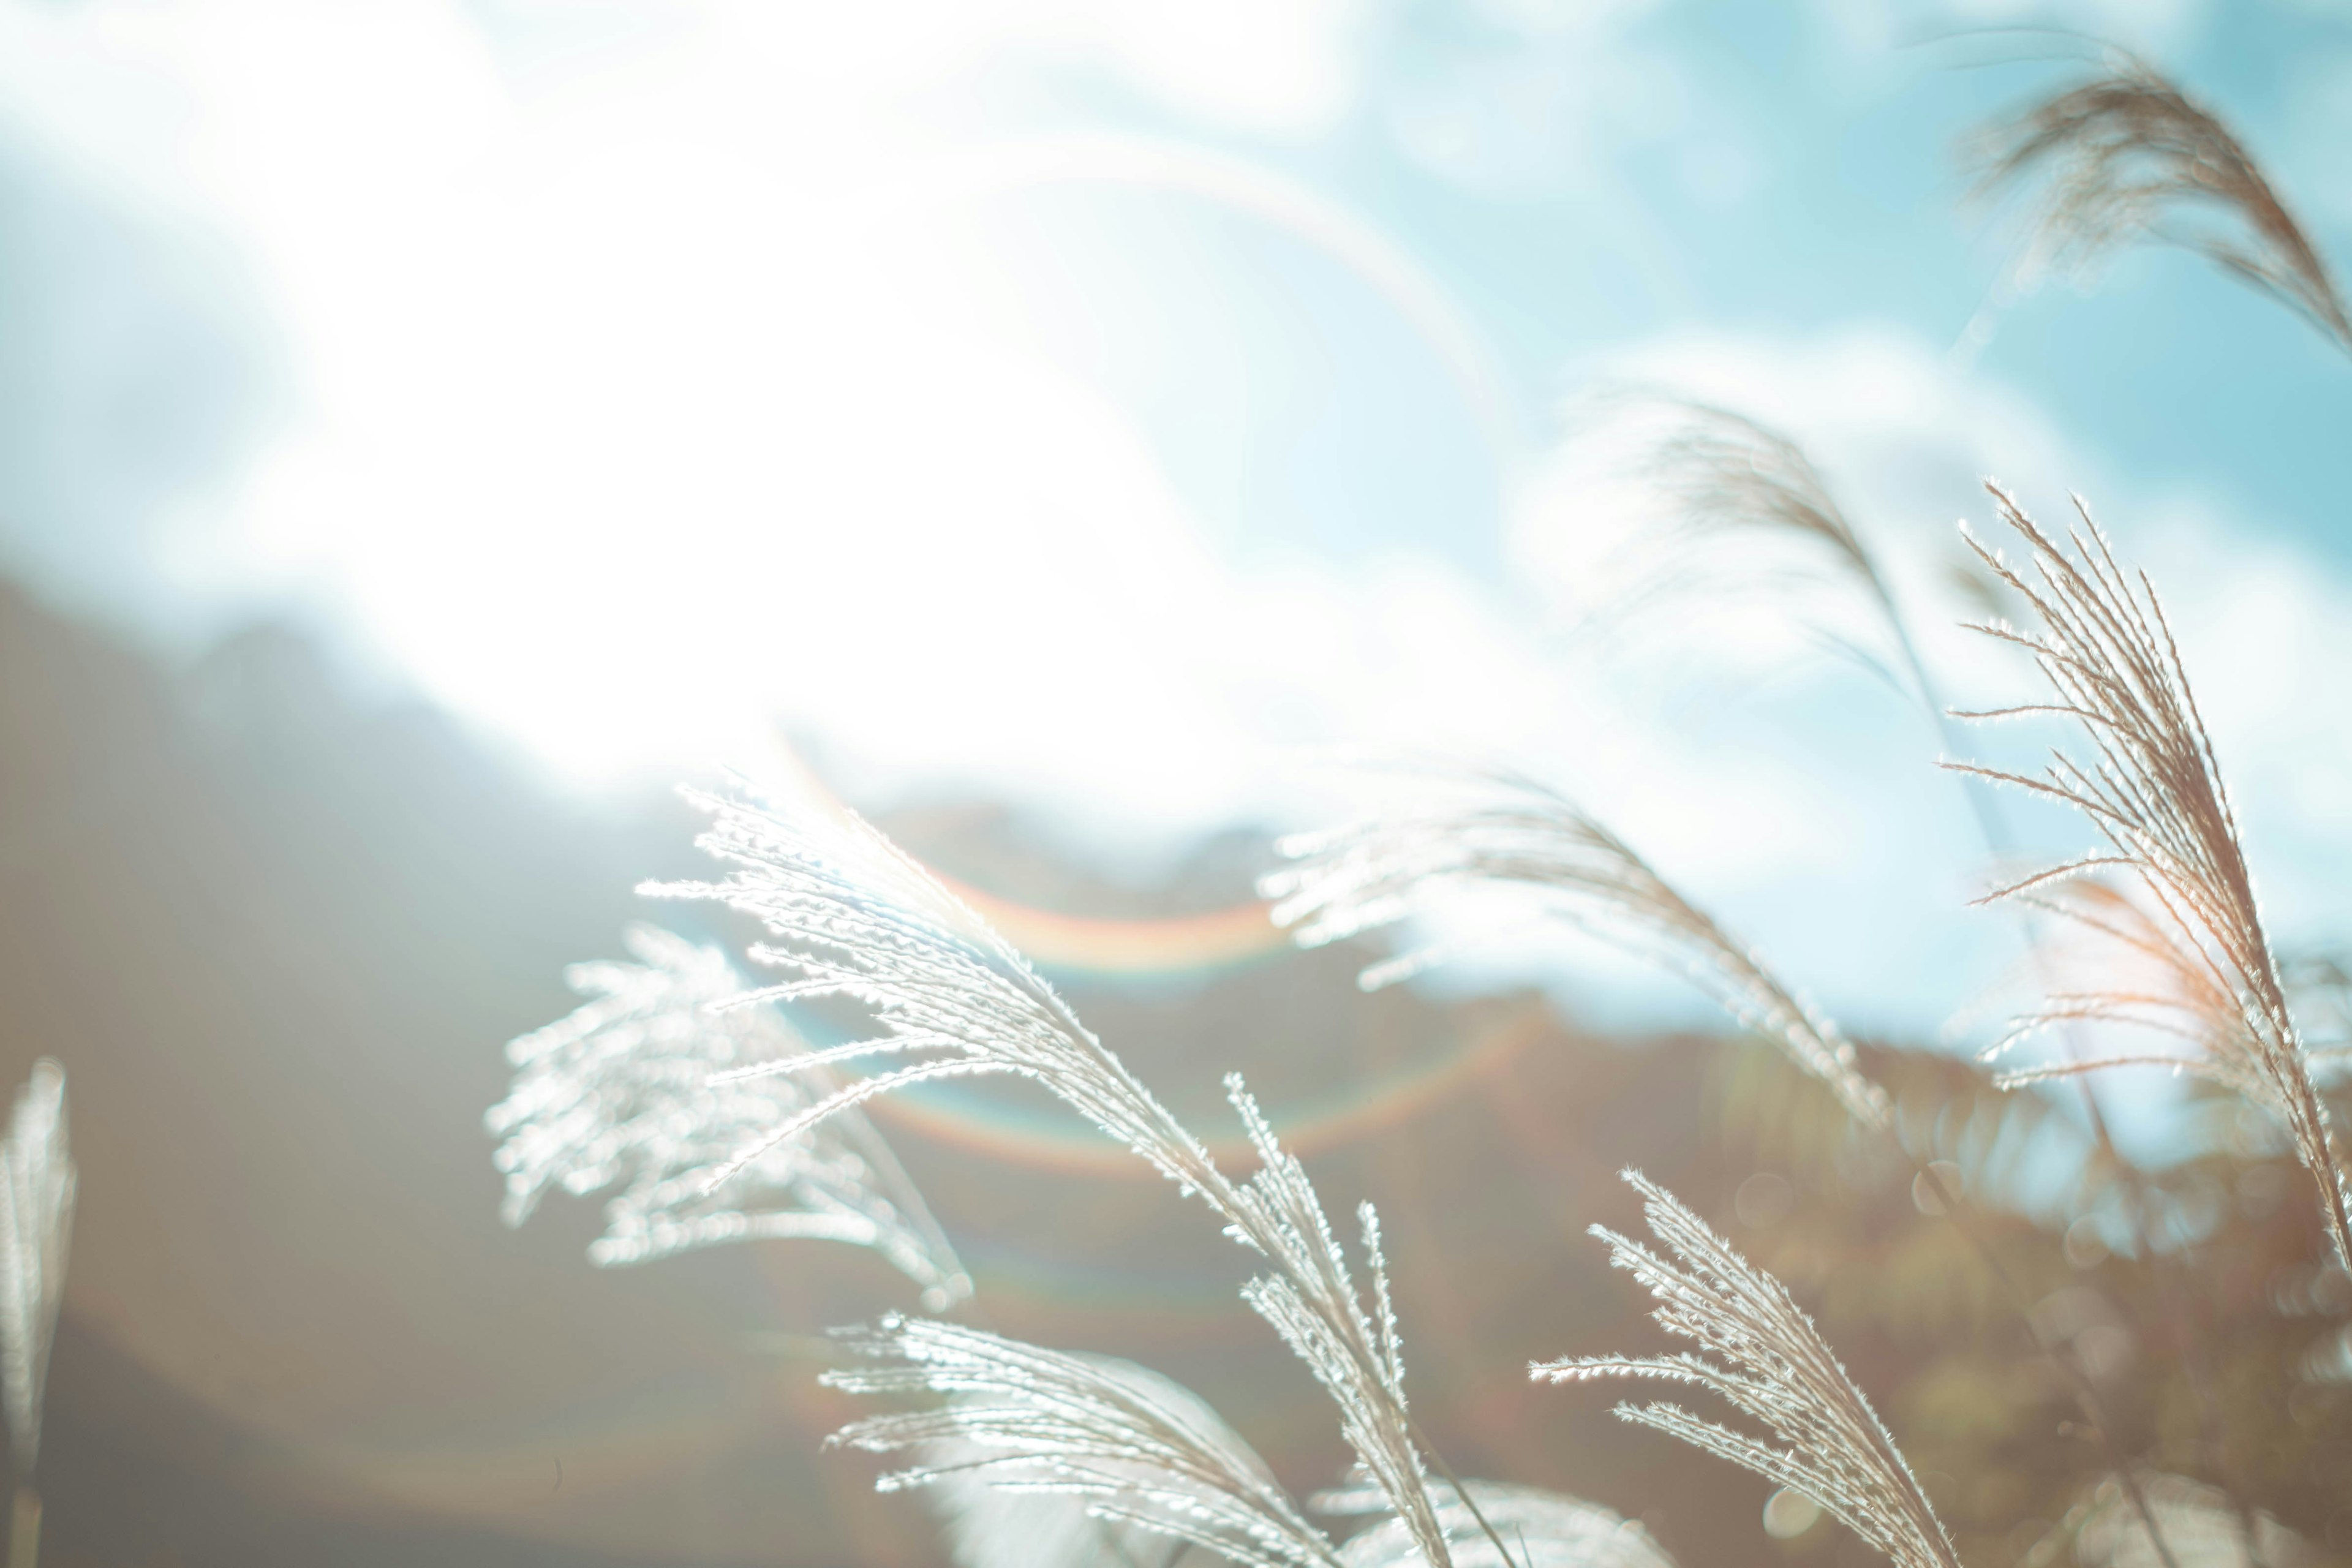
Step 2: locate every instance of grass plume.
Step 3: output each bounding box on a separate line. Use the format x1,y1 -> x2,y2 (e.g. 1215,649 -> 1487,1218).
650,785 -> 1490,1567
1969,50 -> 2351,353
1950,485 -> 2352,1270
1540,388 -> 1924,696
826,1316 -> 1340,1568
1534,1171 -> 1961,1568
1263,765 -> 1892,1128
486,924 -> 971,1307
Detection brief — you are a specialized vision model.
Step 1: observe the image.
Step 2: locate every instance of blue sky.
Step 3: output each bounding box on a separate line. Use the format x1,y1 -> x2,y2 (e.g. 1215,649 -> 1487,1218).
2,0 -> 2351,1066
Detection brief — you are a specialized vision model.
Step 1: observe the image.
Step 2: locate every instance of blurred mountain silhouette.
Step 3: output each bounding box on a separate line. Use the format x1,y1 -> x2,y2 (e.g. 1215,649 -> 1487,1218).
0,576 -> 1830,1567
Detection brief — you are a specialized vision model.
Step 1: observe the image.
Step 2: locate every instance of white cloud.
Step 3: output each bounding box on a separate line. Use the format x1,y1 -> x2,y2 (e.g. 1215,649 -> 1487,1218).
1381,0 -> 1684,197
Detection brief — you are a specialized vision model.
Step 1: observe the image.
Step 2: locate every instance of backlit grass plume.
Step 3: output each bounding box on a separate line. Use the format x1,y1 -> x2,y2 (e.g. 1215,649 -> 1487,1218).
486,924 -> 971,1308
1537,390 -> 1921,694
826,1315 -> 1339,1568
1562,390 -> 1889,612
650,786 -> 1471,1566
1951,487 -> 2352,1270
1262,767 -> 1891,1128
1970,51 -> 2351,353
1534,1171 -> 1961,1568
1547,391 -> 2024,854
0,1060 -> 74,1568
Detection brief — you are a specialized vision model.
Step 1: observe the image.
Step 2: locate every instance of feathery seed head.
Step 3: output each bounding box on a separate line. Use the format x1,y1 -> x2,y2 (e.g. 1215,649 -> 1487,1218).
1527,387 -> 1917,692
1951,486 -> 2352,1270
1265,766 -> 1890,1128
1970,52 -> 2350,353
1535,1171 -> 1959,1568
1566,388 -> 1883,587
648,786 -> 1464,1562
486,924 -> 970,1305
645,785 -> 1225,1200
825,1316 -> 1342,1568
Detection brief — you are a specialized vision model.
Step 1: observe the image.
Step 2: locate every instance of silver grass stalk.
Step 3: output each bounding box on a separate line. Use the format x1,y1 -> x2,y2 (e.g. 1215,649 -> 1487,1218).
1316,1478 -> 1678,1568
1558,391 -> 2021,850
1261,766 -> 1891,1129
0,1060 -> 73,1480
1950,486 -> 2352,1270
649,786 -> 1470,1567
1578,391 -> 1880,584
1222,1080 -> 1448,1567
1969,51 -> 2351,354
486,923 -> 971,1308
1553,388 -> 1910,688
826,1316 -> 1339,1568
1534,1171 -> 1960,1568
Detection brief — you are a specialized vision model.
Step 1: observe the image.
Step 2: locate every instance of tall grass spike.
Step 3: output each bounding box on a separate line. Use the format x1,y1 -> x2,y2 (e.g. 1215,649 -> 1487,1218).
487,924 -> 971,1307
1951,486 -> 2352,1269
1535,1172 -> 1959,1568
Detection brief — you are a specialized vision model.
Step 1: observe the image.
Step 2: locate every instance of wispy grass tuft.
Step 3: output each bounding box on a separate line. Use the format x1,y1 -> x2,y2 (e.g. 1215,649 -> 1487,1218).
1263,765 -> 1892,1128
1534,1170 -> 1961,1568
1969,50 -> 2351,353
826,1316 -> 1339,1568
650,785 -> 1488,1566
486,924 -> 971,1307
1539,388 -> 1920,696
1950,485 -> 2352,1270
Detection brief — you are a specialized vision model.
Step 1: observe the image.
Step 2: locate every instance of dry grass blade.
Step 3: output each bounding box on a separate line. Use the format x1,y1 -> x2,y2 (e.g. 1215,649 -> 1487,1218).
652,785 -> 1471,1566
826,1316 -> 1340,1568
1262,766 -> 1891,1128
486,924 -> 970,1307
1316,1478 -> 1678,1568
1534,1171 -> 1961,1568
0,1060 -> 72,1479
1950,485 -> 2352,1270
1970,51 -> 2351,353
